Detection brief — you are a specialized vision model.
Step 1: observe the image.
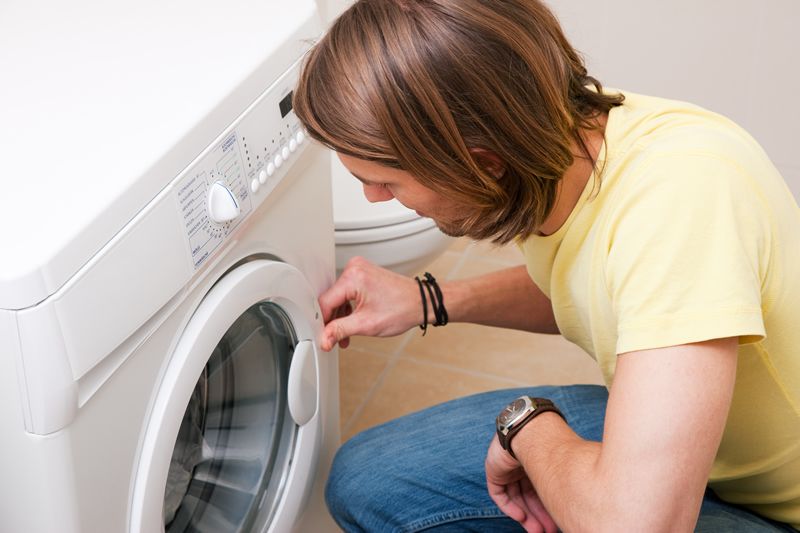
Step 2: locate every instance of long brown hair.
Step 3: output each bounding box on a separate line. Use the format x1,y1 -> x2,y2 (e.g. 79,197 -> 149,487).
294,0 -> 624,243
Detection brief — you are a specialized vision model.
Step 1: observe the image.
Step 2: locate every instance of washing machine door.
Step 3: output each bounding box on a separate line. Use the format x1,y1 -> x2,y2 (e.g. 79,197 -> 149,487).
130,260 -> 323,533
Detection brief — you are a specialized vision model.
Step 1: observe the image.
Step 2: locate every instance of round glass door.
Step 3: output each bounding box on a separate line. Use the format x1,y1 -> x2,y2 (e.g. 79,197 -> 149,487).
163,301 -> 298,532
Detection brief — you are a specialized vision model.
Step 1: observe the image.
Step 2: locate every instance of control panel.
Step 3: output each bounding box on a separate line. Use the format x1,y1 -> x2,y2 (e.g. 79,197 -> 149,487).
175,59 -> 308,270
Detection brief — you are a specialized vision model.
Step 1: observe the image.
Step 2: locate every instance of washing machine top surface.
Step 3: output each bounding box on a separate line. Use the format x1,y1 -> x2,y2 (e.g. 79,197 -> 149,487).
331,152 -> 421,231
0,0 -> 321,310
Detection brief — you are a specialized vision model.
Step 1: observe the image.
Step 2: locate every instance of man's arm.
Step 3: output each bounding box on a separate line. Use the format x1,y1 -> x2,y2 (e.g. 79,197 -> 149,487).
499,337 -> 738,531
318,258 -> 557,351
438,264 -> 558,333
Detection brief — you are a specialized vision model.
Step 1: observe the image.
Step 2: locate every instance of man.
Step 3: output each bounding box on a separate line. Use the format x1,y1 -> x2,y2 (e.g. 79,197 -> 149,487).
294,0 -> 800,530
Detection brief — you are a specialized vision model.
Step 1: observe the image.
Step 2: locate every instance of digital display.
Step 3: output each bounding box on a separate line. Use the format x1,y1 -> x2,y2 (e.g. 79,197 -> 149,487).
279,91 -> 293,118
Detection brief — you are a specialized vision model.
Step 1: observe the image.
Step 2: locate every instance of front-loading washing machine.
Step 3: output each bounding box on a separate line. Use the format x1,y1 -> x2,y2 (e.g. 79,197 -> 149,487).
0,1 -> 339,531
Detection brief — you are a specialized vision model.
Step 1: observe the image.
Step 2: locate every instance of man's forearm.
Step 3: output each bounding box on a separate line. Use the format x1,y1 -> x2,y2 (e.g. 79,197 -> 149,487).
510,413 -> 611,531
512,417 -> 708,533
509,343 -> 727,533
438,265 -> 559,333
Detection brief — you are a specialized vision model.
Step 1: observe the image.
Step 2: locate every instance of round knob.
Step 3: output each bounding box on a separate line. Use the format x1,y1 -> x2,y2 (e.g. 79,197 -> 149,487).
207,181 -> 240,224
296,130 -> 305,145
281,146 -> 290,160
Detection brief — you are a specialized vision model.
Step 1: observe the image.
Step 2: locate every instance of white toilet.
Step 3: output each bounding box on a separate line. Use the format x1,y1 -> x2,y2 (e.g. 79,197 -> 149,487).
331,152 -> 455,276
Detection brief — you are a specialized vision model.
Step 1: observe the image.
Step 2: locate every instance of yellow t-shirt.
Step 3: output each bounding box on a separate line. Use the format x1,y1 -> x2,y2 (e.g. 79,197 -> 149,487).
519,90 -> 800,528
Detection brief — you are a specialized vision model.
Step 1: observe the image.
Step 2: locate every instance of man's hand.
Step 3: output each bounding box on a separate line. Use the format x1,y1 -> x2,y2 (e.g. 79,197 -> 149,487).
317,256 -> 424,351
485,435 -> 558,533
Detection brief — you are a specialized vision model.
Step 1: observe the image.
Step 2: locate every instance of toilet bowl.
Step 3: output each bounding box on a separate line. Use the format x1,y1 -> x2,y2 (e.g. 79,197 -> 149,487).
331,153 -> 454,276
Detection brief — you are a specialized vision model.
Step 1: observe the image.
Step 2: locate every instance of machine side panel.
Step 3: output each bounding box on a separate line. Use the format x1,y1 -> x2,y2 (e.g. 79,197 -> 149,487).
15,303 -> 78,434
0,310 -> 81,531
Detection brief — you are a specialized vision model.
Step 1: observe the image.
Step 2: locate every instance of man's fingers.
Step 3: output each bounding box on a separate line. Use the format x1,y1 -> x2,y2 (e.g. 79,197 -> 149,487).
336,301 -> 353,320
318,279 -> 356,323
487,480 -> 526,523
331,303 -> 352,349
486,442 -> 550,533
320,312 -> 362,351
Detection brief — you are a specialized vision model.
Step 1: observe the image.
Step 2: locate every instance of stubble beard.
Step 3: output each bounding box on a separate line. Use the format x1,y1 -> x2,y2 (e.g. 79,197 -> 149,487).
433,215 -> 470,238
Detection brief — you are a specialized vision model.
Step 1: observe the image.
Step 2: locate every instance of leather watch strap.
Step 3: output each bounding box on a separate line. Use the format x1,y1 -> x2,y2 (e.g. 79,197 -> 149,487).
503,397 -> 565,459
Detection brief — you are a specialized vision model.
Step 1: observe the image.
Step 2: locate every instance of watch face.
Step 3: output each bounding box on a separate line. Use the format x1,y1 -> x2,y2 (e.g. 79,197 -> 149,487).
498,397 -> 528,427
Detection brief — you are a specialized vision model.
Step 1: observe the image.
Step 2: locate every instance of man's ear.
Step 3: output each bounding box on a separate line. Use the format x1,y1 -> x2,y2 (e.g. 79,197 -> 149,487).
468,148 -> 507,179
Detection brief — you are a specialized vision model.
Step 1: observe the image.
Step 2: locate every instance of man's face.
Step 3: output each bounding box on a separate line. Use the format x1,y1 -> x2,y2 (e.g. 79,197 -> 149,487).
337,153 -> 469,237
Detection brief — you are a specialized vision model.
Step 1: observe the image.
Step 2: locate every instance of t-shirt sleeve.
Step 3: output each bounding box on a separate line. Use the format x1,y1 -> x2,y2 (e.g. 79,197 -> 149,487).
604,152 -> 768,355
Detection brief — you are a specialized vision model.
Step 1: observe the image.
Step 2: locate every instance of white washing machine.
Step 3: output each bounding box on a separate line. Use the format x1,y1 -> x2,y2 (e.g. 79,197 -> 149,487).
0,1 -> 339,531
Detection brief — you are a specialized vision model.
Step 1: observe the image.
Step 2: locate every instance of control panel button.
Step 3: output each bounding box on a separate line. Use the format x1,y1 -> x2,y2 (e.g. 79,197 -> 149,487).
274,154 -> 284,168
296,130 -> 305,145
207,181 -> 240,224
250,178 -> 259,193
281,146 -> 290,160
267,162 -> 276,176
258,169 -> 268,184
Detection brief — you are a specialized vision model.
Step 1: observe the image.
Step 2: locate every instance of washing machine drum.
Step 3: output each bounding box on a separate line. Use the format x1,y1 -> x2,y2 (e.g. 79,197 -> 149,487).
163,302 -> 296,531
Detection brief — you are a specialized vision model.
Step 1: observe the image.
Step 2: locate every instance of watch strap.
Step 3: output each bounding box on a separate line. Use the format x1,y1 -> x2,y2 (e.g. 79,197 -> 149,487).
498,397 -> 565,459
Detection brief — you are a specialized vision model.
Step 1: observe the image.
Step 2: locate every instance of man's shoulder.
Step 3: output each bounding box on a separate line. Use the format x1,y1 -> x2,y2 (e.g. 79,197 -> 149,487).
608,89 -> 762,164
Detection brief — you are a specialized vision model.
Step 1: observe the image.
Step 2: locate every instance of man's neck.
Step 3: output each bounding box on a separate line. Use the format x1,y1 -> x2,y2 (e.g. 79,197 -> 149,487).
536,116 -> 607,236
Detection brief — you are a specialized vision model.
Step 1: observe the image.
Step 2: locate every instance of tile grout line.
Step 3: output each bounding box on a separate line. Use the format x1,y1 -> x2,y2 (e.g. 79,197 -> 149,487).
448,242 -> 477,280
341,328 -> 417,437
340,356 -> 399,437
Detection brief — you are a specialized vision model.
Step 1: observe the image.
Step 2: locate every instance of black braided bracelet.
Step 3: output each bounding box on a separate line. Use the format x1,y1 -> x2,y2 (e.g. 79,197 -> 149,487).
414,272 -> 448,336
424,272 -> 448,326
414,275 -> 428,335
421,279 -> 438,324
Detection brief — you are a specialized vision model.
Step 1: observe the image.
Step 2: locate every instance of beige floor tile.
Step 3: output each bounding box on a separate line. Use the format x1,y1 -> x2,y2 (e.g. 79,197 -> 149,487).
446,237 -> 474,252
346,332 -> 409,357
338,347 -> 391,429
418,249 -> 462,281
403,323 -> 604,386
451,255 -> 523,280
343,357 -> 517,440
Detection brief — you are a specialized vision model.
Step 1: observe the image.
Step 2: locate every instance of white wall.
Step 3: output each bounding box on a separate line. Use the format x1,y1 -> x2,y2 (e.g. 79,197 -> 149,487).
316,0 -> 800,200
548,0 -> 800,200
317,0 -> 352,27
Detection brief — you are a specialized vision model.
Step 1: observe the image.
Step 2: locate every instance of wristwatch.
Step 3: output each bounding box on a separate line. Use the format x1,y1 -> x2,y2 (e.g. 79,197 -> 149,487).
496,396 -> 565,459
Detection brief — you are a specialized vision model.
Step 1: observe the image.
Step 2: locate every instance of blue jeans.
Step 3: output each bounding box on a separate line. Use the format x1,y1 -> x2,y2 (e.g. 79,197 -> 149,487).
326,385 -> 796,532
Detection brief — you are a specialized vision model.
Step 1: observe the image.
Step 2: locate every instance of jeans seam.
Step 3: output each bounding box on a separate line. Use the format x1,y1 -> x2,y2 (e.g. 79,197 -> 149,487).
399,506 -> 507,532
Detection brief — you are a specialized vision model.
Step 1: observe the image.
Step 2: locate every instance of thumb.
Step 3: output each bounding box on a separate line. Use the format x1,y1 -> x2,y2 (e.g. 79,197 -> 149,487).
320,313 -> 361,351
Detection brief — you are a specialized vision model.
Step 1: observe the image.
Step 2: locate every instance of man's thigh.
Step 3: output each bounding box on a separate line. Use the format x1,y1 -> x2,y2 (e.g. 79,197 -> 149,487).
325,384 -> 608,532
